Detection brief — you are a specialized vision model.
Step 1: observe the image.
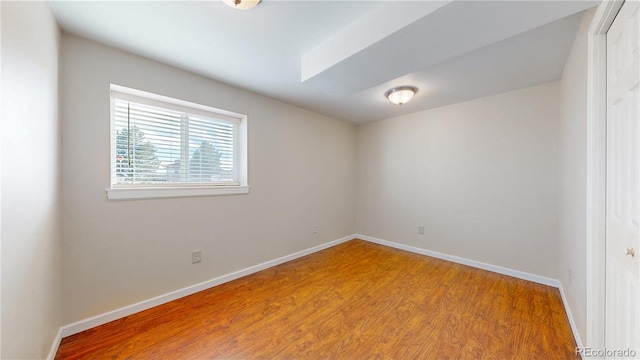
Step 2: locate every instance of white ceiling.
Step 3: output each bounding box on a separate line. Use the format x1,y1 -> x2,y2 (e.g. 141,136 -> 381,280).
49,0 -> 597,124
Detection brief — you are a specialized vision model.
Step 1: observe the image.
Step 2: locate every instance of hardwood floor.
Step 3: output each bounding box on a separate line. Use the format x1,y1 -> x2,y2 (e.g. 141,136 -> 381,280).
56,240 -> 579,359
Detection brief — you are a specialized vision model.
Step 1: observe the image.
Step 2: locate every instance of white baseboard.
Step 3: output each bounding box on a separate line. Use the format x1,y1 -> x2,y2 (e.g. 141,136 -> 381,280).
355,234 -> 583,349
356,234 -> 559,287
558,283 -> 584,349
46,328 -> 62,360
52,233 -> 582,357
59,234 -> 354,338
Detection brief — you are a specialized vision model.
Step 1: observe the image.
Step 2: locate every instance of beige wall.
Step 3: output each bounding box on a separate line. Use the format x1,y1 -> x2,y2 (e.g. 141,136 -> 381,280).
356,82 -> 560,278
0,4 -> 594,352
1,2 -> 62,358
60,34 -> 356,324
558,8 -> 595,343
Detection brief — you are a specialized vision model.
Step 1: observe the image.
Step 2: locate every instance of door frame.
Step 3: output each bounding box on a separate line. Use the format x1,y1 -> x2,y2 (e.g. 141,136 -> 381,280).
586,0 -> 624,350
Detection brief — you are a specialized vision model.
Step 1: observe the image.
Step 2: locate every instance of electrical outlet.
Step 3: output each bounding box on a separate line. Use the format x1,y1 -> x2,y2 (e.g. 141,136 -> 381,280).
192,250 -> 202,264
312,225 -> 319,233
418,225 -> 425,235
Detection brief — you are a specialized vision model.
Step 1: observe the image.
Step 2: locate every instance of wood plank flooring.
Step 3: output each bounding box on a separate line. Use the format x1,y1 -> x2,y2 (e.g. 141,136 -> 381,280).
56,239 -> 579,359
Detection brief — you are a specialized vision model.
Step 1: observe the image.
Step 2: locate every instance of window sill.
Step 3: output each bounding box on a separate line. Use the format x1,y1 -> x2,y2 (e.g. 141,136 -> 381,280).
106,185 -> 250,201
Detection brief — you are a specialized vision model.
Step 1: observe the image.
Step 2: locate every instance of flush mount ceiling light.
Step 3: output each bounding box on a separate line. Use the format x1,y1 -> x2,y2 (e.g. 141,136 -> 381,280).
223,0 -> 261,10
385,86 -> 418,105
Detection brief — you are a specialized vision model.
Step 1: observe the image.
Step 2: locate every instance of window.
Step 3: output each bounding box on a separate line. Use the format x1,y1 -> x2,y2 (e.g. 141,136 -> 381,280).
107,85 -> 248,200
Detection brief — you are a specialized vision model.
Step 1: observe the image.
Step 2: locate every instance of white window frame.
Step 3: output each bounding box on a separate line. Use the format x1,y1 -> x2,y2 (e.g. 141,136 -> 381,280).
106,85 -> 249,201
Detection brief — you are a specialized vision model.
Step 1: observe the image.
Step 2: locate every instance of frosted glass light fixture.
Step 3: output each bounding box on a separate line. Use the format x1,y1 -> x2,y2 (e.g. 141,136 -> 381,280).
223,0 -> 261,10
385,86 -> 418,105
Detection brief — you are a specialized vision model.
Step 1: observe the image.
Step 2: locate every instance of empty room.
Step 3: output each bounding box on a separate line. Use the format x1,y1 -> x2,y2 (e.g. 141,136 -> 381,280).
2,0 -> 639,359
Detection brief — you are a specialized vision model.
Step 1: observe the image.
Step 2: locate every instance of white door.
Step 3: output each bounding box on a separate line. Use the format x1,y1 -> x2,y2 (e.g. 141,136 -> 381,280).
606,0 -> 640,357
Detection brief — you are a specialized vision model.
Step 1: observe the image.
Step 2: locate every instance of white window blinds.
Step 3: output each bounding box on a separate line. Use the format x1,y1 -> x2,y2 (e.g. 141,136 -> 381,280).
110,90 -> 241,187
